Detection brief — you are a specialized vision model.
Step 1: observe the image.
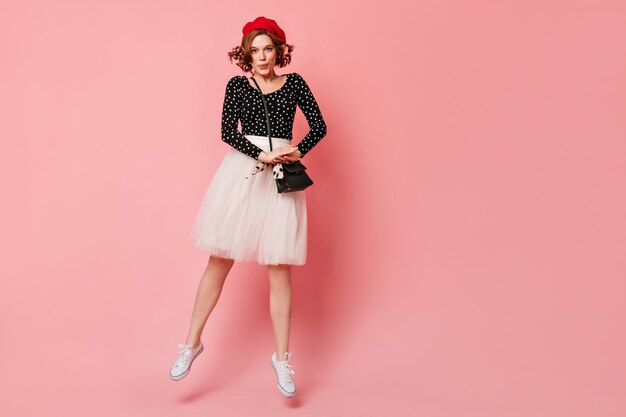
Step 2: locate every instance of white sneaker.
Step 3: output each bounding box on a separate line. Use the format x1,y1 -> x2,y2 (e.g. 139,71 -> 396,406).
269,351 -> 296,397
169,341 -> 204,381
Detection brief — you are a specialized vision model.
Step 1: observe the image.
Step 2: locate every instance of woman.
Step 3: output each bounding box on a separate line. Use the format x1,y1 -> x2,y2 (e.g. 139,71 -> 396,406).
169,16 -> 327,399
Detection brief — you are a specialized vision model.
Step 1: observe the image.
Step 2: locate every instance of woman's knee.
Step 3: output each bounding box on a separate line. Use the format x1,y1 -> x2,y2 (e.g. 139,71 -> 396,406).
208,255 -> 234,267
267,263 -> 292,271
267,264 -> 292,286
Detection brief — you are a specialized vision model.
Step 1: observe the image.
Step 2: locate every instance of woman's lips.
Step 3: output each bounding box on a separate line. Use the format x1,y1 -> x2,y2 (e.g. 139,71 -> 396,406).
259,64 -> 268,69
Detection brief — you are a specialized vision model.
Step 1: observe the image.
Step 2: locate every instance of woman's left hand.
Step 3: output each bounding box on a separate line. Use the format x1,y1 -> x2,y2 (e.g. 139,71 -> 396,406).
277,148 -> 302,163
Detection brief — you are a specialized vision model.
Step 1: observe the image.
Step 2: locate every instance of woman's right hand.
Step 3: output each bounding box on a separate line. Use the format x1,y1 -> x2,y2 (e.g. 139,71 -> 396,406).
258,146 -> 299,164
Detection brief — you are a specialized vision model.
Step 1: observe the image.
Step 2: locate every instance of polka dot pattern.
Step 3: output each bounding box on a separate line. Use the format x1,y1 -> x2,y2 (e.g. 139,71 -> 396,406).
220,72 -> 327,160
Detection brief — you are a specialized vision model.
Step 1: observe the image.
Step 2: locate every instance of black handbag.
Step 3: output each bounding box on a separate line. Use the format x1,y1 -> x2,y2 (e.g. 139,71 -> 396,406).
250,76 -> 313,193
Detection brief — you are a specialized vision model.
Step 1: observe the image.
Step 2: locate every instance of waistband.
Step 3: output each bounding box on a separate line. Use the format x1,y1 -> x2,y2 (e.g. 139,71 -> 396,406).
243,135 -> 293,182
244,134 -> 291,144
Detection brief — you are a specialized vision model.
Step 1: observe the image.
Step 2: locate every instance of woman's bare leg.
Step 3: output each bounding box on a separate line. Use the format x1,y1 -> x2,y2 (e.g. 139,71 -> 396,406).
184,255 -> 235,347
268,264 -> 293,359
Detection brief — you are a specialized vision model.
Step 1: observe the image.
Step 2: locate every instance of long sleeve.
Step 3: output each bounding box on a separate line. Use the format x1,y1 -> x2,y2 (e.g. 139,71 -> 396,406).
220,77 -> 265,160
293,73 -> 328,158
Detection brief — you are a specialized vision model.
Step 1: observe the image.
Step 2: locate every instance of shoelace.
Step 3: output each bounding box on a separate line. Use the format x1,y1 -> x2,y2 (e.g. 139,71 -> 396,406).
175,343 -> 193,366
277,352 -> 295,383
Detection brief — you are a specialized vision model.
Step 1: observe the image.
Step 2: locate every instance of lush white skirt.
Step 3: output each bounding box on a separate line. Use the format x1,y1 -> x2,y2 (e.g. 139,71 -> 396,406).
190,135 -> 307,265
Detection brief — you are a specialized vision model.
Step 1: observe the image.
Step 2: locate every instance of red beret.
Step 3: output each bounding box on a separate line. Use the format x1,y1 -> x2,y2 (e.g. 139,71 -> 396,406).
242,16 -> 286,43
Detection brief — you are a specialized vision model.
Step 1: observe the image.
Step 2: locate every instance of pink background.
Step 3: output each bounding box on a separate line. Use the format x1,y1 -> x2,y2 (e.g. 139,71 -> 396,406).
1,1 -> 625,416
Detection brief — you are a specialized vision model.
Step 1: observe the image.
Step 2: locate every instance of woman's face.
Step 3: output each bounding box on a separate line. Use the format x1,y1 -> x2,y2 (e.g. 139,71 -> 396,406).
249,34 -> 277,75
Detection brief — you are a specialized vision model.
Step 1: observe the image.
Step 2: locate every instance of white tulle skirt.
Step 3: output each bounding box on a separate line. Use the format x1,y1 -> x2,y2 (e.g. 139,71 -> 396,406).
190,135 -> 307,265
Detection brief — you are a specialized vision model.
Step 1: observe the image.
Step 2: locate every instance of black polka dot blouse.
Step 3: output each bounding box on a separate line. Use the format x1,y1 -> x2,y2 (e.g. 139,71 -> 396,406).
220,72 -> 327,160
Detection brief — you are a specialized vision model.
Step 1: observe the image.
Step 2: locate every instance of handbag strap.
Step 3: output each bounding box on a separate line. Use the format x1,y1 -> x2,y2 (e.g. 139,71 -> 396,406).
249,76 -> 274,151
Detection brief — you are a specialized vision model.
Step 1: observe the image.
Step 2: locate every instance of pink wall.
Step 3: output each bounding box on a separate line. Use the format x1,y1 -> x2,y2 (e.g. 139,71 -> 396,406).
1,1 -> 625,416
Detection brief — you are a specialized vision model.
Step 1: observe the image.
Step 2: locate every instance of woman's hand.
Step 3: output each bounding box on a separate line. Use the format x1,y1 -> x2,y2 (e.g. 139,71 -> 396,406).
258,146 -> 301,164
279,147 -> 302,162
